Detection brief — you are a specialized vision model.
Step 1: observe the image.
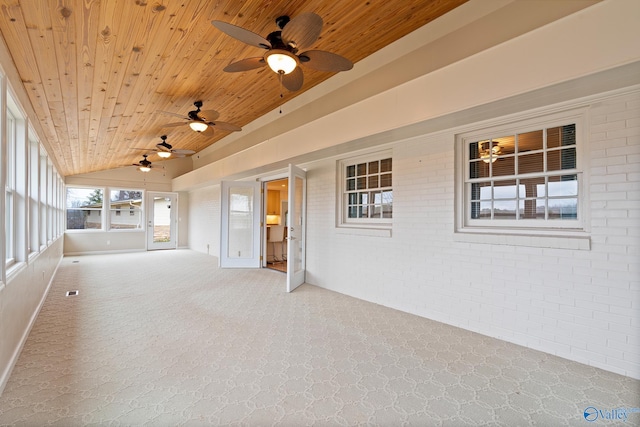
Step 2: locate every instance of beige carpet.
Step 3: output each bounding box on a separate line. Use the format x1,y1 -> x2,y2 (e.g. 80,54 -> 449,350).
0,250 -> 638,426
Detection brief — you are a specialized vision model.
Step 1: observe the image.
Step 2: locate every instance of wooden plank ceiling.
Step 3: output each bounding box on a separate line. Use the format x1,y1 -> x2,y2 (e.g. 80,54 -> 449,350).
0,0 -> 467,176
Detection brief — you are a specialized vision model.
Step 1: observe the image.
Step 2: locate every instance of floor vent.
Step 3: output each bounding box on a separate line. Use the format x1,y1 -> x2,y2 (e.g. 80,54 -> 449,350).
72,261 -> 79,263
66,290 -> 79,297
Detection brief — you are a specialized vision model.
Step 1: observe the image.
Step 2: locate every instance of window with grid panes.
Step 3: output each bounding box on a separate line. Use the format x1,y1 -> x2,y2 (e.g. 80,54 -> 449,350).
341,153 -> 392,225
461,111 -> 583,230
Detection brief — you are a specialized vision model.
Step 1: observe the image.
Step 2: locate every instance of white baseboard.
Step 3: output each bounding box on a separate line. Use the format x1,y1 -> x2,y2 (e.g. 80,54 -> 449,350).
63,249 -> 146,256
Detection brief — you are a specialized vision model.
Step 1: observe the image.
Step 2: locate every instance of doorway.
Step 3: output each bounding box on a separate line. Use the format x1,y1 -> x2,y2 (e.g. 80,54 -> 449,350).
220,164 -> 306,292
146,192 -> 178,250
265,178 -> 288,273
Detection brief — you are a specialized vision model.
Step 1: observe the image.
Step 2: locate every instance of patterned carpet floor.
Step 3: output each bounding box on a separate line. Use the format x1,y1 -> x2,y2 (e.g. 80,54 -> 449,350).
0,250 -> 638,426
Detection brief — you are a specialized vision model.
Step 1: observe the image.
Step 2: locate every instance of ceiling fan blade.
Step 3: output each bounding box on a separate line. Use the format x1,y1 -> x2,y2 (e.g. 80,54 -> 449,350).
281,12 -> 322,51
223,57 -> 266,73
161,122 -> 188,128
157,110 -> 188,119
282,67 -> 304,92
171,149 -> 196,155
209,120 -> 242,132
198,109 -> 220,122
211,20 -> 271,49
300,50 -> 353,72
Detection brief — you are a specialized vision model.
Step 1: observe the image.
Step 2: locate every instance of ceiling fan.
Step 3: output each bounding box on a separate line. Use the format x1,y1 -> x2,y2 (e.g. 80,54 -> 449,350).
212,12 -> 353,92
132,154 -> 154,172
132,135 -> 196,159
160,101 -> 242,135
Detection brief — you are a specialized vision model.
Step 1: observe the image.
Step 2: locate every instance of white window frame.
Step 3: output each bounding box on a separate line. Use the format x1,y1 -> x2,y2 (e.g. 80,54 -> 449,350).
5,108 -> 16,267
39,151 -> 48,247
456,108 -> 588,238
28,137 -> 40,256
337,150 -> 393,229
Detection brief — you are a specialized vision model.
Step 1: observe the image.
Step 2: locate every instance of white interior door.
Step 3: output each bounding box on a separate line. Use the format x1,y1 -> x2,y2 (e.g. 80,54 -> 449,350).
220,180 -> 261,268
147,192 -> 177,250
287,164 -> 307,292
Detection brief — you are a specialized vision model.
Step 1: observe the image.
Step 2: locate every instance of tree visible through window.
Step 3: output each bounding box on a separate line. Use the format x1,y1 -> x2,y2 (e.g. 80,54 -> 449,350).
66,188 -> 103,230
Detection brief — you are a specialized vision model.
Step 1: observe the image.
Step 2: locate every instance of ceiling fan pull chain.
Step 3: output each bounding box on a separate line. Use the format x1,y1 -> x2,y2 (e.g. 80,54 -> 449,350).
278,72 -> 284,113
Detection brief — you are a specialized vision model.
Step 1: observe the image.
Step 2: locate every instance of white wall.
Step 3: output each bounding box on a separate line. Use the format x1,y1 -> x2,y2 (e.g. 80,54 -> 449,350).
0,239 -> 63,392
188,186 -> 221,258
304,89 -> 639,379
64,163 -> 191,254
182,0 -> 640,378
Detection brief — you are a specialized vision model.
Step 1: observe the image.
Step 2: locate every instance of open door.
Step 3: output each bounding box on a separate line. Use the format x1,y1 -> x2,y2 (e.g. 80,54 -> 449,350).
286,164 -> 307,292
147,192 -> 177,250
220,180 -> 261,268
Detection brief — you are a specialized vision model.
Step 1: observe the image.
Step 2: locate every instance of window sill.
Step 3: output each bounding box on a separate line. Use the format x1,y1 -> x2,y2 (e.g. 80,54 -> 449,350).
454,229 -> 590,250
336,226 -> 392,238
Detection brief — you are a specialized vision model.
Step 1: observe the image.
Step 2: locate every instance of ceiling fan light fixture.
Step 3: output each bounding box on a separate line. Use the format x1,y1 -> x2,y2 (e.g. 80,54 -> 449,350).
479,140 -> 501,163
157,151 -> 172,158
265,49 -> 298,74
189,121 -> 208,132
139,165 -> 151,172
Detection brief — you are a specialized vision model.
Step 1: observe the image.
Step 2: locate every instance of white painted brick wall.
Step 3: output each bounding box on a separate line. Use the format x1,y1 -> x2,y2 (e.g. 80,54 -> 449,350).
185,90 -> 639,379
302,90 -> 640,379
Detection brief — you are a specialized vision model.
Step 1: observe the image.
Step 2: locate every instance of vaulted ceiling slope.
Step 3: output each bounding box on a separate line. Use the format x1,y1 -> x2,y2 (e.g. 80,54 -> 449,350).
0,0 -> 468,177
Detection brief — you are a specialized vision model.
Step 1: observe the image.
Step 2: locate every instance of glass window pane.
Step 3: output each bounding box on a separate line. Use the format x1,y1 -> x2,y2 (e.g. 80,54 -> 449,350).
382,204 -> 392,218
519,152 -> 544,174
497,136 -> 516,156
519,177 -> 546,198
548,147 -> 576,171
494,200 -> 517,219
521,198 -> 542,220
476,182 -> 492,201
469,142 -> 480,160
548,198 -> 578,219
346,165 -> 355,178
479,201 -> 492,219
492,156 -> 515,177
368,161 -> 379,174
381,191 -> 393,205
518,130 -> 543,153
343,154 -> 392,223
493,180 -> 517,199
548,124 -> 576,148
66,187 -> 103,230
548,175 -> 578,197
470,160 -> 489,180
